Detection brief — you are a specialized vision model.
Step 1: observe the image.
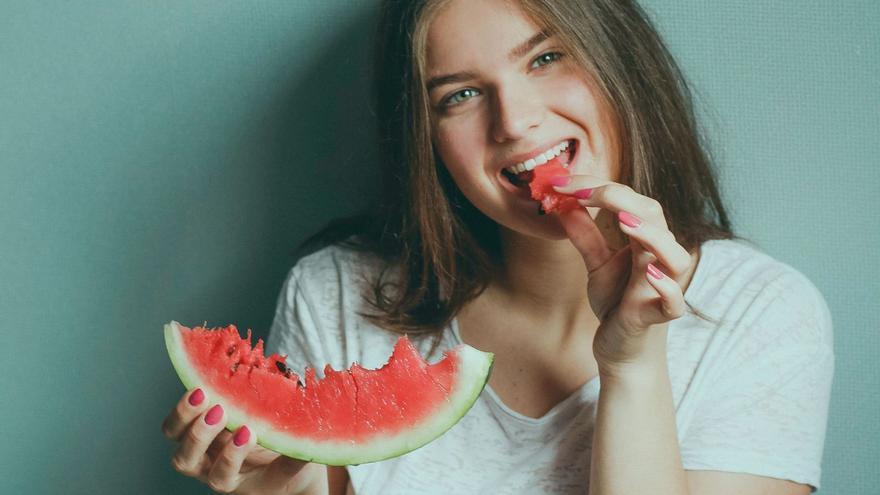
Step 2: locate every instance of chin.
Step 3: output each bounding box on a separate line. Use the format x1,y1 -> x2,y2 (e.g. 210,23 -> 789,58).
495,214 -> 569,242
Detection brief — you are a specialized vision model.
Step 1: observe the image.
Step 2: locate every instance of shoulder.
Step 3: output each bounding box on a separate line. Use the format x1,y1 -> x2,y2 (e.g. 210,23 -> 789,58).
676,241 -> 834,490
688,238 -> 834,355
284,237 -> 389,308
290,237 -> 385,284
280,236 -> 389,335
692,239 -> 830,318
694,239 -> 812,291
271,238 -> 408,370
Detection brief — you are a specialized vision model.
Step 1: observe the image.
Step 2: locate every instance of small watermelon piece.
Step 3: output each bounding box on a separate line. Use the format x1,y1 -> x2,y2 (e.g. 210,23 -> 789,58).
163,321 -> 494,466
528,159 -> 581,214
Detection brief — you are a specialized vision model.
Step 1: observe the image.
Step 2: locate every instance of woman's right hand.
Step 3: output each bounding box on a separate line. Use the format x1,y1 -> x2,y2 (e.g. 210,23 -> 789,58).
162,388 -> 324,494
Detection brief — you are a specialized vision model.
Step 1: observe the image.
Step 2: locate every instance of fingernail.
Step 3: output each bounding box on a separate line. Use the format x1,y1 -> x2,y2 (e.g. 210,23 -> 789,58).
573,188 -> 593,199
647,263 -> 664,280
188,388 -> 204,406
205,404 -> 223,425
233,425 -> 251,447
550,176 -> 572,187
618,210 -> 641,228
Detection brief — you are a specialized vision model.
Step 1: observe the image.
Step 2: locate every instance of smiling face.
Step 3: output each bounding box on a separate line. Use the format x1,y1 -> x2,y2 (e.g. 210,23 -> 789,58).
425,0 -> 622,241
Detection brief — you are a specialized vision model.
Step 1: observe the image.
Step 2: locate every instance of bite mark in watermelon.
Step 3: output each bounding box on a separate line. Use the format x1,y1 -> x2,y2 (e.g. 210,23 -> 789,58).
528,159 -> 581,215
163,321 -> 494,466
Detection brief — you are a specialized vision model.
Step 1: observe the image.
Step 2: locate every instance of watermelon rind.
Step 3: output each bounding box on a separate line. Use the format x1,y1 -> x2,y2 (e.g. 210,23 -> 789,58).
164,321 -> 494,466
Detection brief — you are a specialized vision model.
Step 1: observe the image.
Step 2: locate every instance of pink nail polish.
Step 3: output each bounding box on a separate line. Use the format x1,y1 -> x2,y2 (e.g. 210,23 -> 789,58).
573,188 -> 593,199
233,425 -> 251,447
618,210 -> 641,228
205,404 -> 223,425
188,388 -> 204,406
647,263 -> 664,280
550,176 -> 572,187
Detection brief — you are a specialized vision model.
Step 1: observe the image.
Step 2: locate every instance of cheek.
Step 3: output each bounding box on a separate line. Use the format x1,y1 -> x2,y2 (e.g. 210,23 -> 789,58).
554,77 -> 602,127
433,120 -> 484,174
430,121 -> 506,218
554,77 -> 620,180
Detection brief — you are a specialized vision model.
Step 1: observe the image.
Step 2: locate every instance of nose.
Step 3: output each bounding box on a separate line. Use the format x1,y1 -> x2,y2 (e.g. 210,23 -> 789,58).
490,83 -> 545,143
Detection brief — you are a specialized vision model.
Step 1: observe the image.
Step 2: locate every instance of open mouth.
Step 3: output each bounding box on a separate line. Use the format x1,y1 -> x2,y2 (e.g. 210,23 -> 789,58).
501,139 -> 577,189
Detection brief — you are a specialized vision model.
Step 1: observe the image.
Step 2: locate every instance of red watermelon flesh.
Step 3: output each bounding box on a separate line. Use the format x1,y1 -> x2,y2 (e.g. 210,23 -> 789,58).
164,321 -> 493,466
528,159 -> 581,214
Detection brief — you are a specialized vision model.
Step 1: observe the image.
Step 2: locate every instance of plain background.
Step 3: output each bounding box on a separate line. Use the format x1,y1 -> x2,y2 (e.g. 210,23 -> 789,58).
1,1 -> 876,494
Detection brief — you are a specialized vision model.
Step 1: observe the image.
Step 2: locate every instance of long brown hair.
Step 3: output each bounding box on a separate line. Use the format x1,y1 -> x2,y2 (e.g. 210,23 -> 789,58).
295,0 -> 738,353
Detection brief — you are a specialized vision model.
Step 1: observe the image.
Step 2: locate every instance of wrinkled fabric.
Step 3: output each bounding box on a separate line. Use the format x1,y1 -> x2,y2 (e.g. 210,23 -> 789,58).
266,238 -> 833,494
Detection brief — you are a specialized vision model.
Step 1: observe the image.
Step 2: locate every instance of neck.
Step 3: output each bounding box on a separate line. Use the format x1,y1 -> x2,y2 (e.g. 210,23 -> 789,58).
483,231 -> 597,339
484,209 -> 627,327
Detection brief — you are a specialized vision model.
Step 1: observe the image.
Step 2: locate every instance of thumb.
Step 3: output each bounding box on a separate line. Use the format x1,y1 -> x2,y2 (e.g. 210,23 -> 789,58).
558,207 -> 612,272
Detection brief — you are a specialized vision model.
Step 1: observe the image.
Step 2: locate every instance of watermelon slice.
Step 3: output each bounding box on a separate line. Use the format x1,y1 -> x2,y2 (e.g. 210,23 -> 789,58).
163,321 -> 494,466
528,159 -> 581,215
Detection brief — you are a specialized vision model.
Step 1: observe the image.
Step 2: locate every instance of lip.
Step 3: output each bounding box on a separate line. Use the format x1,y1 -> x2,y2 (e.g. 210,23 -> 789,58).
498,137 -> 576,172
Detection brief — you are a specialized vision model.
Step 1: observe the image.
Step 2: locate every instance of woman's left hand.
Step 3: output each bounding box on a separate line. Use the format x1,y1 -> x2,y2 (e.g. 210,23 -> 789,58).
551,174 -> 696,375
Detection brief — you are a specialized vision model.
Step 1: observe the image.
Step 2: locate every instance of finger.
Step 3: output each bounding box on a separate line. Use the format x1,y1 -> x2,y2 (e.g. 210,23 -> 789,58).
206,425 -> 253,494
557,207 -> 613,271
162,388 -> 209,442
644,263 -> 686,323
615,211 -> 692,279
553,179 -> 668,228
588,244 -> 632,320
549,174 -> 610,216
612,239 -> 661,328
626,238 -> 659,298
549,172 -> 611,193
206,430 -> 234,460
171,403 -> 227,478
615,236 -> 686,331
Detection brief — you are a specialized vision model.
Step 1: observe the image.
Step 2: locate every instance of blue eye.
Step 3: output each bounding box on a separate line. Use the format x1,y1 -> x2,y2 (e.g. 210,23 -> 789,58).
439,51 -> 565,109
443,88 -> 479,107
531,51 -> 564,69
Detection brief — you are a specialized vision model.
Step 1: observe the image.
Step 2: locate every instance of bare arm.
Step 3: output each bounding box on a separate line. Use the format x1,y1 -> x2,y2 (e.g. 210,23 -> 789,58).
589,327 -> 688,495
589,327 -> 813,495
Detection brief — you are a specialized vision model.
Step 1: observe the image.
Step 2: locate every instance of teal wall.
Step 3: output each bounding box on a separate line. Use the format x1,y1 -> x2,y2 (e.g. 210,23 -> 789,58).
0,2 -> 875,494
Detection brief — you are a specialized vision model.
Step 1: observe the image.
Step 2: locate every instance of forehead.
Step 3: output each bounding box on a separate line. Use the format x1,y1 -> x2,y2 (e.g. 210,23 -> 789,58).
425,0 -> 544,72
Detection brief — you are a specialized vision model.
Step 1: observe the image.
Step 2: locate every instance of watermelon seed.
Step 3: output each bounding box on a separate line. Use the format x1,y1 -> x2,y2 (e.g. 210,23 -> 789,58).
231,362 -> 239,373
276,360 -> 293,378
226,345 -> 235,356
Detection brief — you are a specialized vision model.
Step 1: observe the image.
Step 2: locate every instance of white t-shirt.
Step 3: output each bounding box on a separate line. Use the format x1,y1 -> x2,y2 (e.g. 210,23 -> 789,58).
266,238 -> 834,494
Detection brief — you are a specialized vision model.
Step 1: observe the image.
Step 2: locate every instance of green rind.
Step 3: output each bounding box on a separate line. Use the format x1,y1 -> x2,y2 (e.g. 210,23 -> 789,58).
164,322 -> 202,393
164,321 -> 494,466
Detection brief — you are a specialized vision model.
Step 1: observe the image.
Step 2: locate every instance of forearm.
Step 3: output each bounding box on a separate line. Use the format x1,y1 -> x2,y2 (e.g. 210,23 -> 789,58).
589,327 -> 689,495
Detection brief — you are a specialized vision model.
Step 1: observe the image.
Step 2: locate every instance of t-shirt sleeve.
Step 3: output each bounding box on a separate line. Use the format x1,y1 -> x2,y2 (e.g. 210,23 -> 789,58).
680,269 -> 835,493
265,262 -> 330,377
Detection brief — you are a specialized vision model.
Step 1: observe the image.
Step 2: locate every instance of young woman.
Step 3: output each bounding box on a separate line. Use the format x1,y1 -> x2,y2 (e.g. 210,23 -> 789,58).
161,0 -> 834,494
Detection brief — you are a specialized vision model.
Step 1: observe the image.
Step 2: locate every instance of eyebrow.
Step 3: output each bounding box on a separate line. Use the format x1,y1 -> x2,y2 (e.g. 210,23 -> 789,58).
425,30 -> 551,93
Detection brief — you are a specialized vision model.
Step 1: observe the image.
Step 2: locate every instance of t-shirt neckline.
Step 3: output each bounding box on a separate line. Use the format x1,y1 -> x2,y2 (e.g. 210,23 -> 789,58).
446,239 -> 717,425
449,316 -> 600,425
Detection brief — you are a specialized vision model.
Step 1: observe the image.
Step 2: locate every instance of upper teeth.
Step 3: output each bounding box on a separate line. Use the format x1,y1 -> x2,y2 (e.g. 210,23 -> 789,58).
505,140 -> 571,174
